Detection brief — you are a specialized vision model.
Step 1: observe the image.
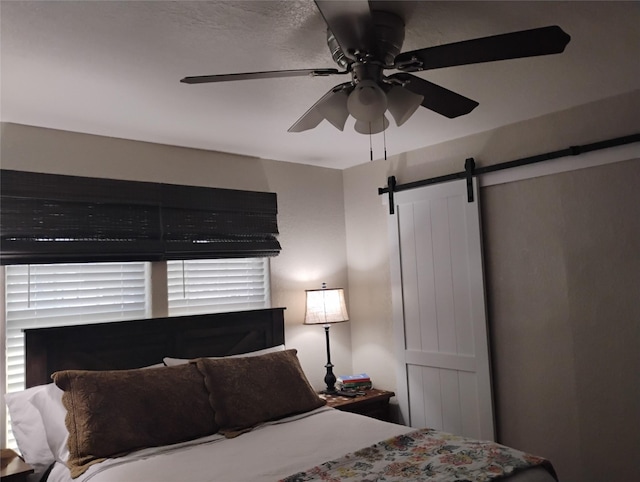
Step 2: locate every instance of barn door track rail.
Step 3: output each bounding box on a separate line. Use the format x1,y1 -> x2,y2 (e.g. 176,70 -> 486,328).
379,133 -> 640,214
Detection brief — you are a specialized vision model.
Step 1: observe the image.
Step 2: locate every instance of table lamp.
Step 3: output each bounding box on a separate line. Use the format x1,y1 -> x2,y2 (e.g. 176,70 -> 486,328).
304,284 -> 349,393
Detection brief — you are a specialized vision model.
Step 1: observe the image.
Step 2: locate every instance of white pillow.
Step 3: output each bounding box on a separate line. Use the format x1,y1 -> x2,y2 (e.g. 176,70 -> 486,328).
142,363 -> 165,369
29,382 -> 69,463
5,385 -> 55,474
163,344 -> 286,366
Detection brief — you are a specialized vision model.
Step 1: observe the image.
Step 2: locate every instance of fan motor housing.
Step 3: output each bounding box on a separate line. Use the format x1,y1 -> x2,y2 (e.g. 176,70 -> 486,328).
327,11 -> 405,69
372,11 -> 405,66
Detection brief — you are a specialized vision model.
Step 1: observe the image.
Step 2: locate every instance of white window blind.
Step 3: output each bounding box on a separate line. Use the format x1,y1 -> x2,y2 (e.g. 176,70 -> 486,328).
167,258 -> 270,316
4,262 -> 149,448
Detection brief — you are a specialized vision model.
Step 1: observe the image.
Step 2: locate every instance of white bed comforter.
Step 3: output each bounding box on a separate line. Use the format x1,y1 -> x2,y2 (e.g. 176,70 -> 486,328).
46,407 -> 555,482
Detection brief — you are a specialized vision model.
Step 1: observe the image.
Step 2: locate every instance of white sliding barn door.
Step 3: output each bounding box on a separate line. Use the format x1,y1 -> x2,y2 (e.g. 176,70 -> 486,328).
388,178 -> 495,441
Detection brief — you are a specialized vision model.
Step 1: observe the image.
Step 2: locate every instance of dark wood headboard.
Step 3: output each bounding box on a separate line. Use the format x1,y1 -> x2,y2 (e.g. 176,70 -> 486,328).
25,307 -> 286,387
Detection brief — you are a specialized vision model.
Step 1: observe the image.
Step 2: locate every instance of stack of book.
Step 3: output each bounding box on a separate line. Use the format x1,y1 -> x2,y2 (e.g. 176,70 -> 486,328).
337,373 -> 372,391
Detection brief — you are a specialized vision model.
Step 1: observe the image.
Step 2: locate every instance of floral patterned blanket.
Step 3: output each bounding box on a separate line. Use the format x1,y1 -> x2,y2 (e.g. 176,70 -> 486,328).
280,428 -> 557,482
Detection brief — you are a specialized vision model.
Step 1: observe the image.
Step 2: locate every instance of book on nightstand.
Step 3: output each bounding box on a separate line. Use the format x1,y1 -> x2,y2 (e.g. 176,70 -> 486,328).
337,373 -> 373,390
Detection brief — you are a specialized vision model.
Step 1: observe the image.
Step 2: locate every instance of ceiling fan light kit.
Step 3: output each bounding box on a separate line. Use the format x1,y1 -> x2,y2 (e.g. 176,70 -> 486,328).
386,85 -> 424,127
317,88 -> 350,131
347,80 -> 387,122
354,116 -> 389,135
181,0 -> 570,137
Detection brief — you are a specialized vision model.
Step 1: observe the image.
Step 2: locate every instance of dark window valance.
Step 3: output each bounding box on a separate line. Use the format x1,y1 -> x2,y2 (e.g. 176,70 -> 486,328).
0,169 -> 281,264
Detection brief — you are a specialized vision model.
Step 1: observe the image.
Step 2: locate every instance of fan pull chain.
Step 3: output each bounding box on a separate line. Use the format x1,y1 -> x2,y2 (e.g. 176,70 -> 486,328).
382,116 -> 387,160
369,122 -> 373,161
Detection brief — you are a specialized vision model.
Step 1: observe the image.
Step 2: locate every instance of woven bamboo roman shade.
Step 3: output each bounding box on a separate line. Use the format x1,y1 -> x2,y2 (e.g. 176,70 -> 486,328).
0,170 -> 281,264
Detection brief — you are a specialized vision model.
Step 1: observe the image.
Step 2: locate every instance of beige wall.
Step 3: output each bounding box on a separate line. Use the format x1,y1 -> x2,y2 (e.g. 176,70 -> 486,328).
344,90 -> 640,390
0,122 -> 352,392
343,89 -> 640,481
482,159 -> 640,481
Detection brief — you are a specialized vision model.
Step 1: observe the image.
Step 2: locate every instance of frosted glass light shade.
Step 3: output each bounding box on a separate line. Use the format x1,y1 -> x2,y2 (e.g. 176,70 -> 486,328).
347,80 -> 387,122
304,288 -> 349,325
318,89 -> 350,131
387,85 -> 423,126
354,116 -> 389,135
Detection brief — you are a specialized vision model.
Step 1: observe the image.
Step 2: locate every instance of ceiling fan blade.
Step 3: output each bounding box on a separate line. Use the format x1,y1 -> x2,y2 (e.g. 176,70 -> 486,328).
314,0 -> 374,59
395,25 -> 571,72
181,68 -> 345,84
288,82 -> 353,133
389,73 -> 479,119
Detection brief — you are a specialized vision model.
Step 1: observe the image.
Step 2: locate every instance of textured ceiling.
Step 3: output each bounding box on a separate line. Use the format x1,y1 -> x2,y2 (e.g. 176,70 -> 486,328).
2,1 -> 639,169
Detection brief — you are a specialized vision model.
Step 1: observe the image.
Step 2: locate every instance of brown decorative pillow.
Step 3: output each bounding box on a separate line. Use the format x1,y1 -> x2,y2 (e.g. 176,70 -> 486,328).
194,349 -> 325,437
52,364 -> 217,478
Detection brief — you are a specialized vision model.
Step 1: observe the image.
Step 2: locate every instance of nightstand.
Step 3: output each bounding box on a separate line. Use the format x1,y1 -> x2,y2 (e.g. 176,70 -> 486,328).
1,449 -> 34,482
320,389 -> 395,422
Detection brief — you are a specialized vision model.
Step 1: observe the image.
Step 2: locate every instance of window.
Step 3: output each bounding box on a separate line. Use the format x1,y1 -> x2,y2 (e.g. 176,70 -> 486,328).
2,170 -> 280,448
167,258 -> 271,316
4,262 -> 149,448
3,258 -> 271,449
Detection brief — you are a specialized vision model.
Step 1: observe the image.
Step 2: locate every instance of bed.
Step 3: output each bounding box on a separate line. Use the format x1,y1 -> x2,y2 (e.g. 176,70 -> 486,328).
7,308 -> 558,482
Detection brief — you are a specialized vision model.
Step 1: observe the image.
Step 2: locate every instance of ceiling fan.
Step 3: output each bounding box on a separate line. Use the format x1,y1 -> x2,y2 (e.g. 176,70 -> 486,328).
181,0 -> 570,135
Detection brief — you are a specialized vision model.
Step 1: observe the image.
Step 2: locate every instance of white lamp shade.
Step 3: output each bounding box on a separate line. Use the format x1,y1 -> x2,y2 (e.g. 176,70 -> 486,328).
304,288 -> 349,325
387,85 -> 423,126
347,80 -> 388,122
